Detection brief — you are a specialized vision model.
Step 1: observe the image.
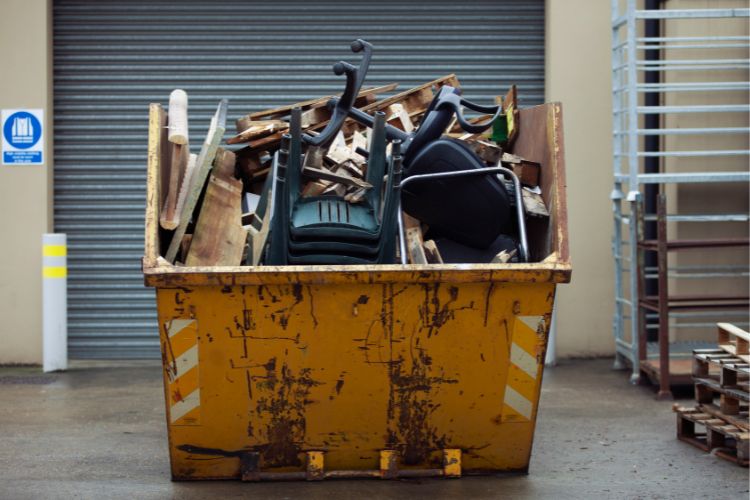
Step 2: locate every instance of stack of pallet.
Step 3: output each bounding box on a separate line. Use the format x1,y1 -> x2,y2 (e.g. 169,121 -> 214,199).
154,75 -> 548,267
673,323 -> 749,466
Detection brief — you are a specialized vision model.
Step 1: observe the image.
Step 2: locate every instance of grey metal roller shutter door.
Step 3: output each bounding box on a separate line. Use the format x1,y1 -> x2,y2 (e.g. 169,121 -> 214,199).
53,0 -> 545,359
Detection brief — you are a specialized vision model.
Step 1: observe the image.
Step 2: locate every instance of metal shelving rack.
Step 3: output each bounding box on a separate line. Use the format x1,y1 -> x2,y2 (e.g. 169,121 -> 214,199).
610,1 -> 750,390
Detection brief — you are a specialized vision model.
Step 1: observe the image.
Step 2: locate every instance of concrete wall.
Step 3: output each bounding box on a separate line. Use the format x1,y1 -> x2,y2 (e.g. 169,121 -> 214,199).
546,0 -> 616,357
0,0 -> 53,363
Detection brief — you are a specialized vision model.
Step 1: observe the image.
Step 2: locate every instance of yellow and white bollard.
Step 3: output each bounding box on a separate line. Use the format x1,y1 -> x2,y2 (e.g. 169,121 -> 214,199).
42,233 -> 67,372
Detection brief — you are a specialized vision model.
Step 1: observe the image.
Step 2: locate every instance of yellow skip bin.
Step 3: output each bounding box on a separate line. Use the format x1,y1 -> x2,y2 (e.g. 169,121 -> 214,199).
143,102 -> 571,481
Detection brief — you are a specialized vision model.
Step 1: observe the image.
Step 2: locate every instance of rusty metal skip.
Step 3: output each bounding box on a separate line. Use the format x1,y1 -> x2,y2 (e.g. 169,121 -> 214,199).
143,101 -> 571,481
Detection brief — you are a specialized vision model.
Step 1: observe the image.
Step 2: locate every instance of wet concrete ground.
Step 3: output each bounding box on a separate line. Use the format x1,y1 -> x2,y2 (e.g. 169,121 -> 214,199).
0,358 -> 747,499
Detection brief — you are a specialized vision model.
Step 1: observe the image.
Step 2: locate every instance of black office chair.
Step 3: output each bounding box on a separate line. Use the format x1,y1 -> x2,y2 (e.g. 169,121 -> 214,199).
339,84 -> 512,249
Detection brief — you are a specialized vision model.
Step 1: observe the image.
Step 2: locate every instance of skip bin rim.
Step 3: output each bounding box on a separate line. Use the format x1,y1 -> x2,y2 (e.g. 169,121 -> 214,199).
142,101 -> 570,286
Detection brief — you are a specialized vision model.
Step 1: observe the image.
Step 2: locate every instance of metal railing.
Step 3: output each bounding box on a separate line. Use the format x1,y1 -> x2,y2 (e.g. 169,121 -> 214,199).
610,0 -> 750,387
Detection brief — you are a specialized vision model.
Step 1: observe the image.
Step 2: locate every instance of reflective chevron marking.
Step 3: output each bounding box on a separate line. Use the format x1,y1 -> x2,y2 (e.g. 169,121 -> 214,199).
510,342 -> 538,379
164,318 -> 201,425
502,315 -> 546,423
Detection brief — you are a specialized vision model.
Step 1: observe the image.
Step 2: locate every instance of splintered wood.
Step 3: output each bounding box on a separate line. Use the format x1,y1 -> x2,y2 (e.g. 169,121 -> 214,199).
164,99 -> 227,263
185,149 -> 246,267
155,75 -> 538,268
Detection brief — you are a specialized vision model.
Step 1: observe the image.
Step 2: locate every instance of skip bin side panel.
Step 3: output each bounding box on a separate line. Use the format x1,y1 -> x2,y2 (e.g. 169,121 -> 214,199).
156,280 -> 555,479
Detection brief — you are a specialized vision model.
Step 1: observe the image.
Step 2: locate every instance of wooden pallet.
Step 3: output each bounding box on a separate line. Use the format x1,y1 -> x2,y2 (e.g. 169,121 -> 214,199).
693,348 -> 750,389
699,403 -> 749,431
717,323 -> 750,364
694,377 -> 749,416
673,405 -> 749,467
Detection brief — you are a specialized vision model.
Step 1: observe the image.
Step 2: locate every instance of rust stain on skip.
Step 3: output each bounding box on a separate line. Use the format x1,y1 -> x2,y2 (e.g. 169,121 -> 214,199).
251,357 -> 323,467
385,284 -> 458,465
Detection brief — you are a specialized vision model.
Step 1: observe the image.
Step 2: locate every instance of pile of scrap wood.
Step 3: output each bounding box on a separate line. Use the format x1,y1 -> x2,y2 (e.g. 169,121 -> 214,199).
673,323 -> 749,467
154,76 -> 549,267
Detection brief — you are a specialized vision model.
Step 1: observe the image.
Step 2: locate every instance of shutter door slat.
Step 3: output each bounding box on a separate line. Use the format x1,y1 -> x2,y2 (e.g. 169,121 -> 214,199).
54,0 -> 544,359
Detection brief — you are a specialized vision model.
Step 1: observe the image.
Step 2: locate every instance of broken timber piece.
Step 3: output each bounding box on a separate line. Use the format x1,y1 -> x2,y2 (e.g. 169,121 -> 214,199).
360,74 -> 460,116
160,142 -> 190,230
387,103 -> 414,133
344,187 -> 367,204
162,151 -> 196,230
212,147 -> 237,181
337,160 -> 363,178
302,166 -> 372,190
423,240 -> 444,264
301,181 -> 330,197
350,131 -> 367,165
233,84 -> 400,152
502,153 -> 540,188
167,89 -> 189,145
522,188 -> 549,218
237,150 -> 265,189
321,182 -> 347,197
180,234 -> 193,261
165,99 -> 228,263
403,213 -> 427,264
156,107 -> 169,211
227,120 -> 288,145
465,139 -> 503,165
491,248 -> 517,264
185,174 -> 246,267
240,83 -> 399,126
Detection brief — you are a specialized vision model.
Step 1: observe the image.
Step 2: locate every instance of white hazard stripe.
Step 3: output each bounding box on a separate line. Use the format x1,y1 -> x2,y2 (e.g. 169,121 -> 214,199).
510,343 -> 538,379
174,344 -> 199,378
168,318 -> 196,338
517,315 -> 544,334
170,388 -> 201,423
504,386 -> 533,420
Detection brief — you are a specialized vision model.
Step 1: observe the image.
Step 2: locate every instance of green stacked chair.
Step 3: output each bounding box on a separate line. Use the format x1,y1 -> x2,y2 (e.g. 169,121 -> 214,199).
264,109 -> 402,265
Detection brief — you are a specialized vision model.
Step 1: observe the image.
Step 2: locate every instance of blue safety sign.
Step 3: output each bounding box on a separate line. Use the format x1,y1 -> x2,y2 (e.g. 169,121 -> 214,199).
2,109 -> 44,165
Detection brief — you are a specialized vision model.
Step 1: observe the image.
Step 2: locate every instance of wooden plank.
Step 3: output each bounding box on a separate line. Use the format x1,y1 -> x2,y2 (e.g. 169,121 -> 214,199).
169,153 -> 198,230
165,100 -> 228,263
502,153 -> 541,187
403,213 -> 427,265
157,107 -> 169,216
360,74 -> 460,115
239,83 -> 399,127
185,174 -> 246,267
719,323 -> 750,361
522,188 -> 550,218
227,120 -> 288,145
212,147 -> 237,181
464,139 -> 503,165
491,248 -> 517,264
719,323 -> 750,344
423,240 -> 443,264
387,103 -> 414,133
160,142 -> 189,230
145,103 -> 166,266
234,78 -> 456,154
350,131 -> 367,165
302,166 -> 372,189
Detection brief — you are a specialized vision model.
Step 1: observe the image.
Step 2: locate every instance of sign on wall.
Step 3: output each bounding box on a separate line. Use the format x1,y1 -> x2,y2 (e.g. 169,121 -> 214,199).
2,109 -> 44,165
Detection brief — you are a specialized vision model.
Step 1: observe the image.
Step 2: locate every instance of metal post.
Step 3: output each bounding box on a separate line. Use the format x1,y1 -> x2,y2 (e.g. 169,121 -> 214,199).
611,0 -> 627,370
626,0 -> 642,384
42,233 -> 67,372
656,194 -> 672,399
